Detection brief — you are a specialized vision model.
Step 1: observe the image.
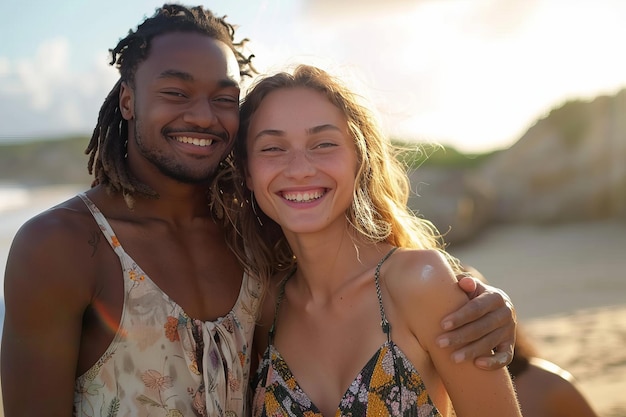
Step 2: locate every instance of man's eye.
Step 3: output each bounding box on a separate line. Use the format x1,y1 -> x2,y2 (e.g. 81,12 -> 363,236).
215,96 -> 238,103
163,91 -> 187,98
261,146 -> 283,152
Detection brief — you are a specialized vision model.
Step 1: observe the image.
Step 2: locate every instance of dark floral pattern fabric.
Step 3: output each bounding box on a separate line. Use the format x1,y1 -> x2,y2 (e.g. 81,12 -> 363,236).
252,342 -> 442,417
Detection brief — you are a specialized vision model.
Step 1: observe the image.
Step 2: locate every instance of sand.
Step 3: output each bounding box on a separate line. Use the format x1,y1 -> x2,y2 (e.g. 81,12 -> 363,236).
450,220 -> 626,417
523,306 -> 626,417
1,187 -> 625,415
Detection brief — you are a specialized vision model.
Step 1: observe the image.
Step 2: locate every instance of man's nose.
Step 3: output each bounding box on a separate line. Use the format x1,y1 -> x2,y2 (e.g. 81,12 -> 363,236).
183,99 -> 218,127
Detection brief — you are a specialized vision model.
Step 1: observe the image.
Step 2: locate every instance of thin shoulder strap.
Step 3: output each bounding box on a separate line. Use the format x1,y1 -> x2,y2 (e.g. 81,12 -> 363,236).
375,247 -> 405,411
374,247 -> 399,341
77,193 -> 122,252
268,267 -> 297,344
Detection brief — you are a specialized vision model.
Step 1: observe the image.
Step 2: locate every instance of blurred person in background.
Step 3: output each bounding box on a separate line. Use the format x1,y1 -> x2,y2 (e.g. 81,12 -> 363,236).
509,327 -> 599,417
463,265 -> 600,417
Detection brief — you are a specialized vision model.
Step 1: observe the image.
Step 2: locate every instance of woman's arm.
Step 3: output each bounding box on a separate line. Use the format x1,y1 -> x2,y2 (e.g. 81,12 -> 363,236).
394,250 -> 522,417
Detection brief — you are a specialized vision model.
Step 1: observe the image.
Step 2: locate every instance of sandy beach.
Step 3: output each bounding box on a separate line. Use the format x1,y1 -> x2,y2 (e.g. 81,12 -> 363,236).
450,220 -> 626,417
0,186 -> 625,416
523,306 -> 626,417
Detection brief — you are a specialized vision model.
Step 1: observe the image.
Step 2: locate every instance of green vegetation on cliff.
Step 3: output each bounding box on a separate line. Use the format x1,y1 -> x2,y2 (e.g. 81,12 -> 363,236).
0,136 -> 495,186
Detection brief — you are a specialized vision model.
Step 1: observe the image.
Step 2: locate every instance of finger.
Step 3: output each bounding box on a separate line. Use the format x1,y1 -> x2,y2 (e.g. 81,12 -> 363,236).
504,296 -> 517,322
445,318 -> 516,369
437,304 -> 511,349
472,332 -> 516,370
448,324 -> 510,363
475,349 -> 513,370
456,275 -> 478,295
441,291 -> 504,331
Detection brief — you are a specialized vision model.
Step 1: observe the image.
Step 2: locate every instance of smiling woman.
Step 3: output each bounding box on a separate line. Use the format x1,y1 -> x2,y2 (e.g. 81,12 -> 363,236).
215,64 -> 523,417
244,87 -> 358,236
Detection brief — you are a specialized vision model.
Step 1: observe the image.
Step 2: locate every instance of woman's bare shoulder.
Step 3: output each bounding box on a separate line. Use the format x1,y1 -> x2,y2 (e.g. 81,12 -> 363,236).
385,248 -> 457,295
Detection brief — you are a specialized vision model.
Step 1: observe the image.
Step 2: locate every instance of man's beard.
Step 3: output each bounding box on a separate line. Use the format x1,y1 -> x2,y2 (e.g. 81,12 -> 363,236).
133,121 -> 225,185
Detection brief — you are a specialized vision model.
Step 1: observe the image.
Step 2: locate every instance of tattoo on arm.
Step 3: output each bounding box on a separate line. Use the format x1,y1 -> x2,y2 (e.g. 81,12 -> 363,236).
88,231 -> 100,257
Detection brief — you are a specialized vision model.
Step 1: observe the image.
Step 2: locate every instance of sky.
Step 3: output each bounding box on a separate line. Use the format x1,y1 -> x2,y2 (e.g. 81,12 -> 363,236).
2,0 -> 626,153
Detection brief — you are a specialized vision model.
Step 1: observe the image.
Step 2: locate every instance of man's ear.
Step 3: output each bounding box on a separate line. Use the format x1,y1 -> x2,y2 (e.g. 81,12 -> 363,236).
119,81 -> 135,120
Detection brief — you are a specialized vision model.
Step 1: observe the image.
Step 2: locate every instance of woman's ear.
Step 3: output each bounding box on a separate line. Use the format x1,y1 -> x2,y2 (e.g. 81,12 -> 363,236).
119,81 -> 135,120
245,173 -> 254,191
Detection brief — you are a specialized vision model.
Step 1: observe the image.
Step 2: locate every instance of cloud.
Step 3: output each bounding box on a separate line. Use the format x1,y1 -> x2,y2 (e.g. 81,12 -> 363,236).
3,0 -> 626,154
303,0 -> 423,17
0,58 -> 8,77
288,0 -> 626,152
0,37 -> 117,141
15,37 -> 70,109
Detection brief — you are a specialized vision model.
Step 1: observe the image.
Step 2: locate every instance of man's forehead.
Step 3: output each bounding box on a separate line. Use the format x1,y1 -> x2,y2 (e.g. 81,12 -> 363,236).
146,32 -> 241,82
212,37 -> 241,84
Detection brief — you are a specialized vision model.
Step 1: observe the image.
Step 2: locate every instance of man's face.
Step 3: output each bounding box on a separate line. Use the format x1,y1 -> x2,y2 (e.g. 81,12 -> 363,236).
119,31 -> 241,185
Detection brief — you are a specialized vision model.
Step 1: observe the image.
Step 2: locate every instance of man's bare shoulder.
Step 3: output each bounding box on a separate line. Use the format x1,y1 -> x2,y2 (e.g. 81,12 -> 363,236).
5,192 -> 106,293
12,194 -> 96,244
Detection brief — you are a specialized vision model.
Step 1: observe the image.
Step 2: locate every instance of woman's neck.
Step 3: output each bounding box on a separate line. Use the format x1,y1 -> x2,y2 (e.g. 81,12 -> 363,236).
285,231 -> 391,303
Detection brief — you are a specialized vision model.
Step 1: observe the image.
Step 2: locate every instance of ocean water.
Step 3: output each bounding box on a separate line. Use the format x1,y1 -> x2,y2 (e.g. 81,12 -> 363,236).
0,183 -> 83,332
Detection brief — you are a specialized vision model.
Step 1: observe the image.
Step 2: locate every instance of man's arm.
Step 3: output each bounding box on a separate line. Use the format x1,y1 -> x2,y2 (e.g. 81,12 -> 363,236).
1,213 -> 91,416
437,274 -> 517,370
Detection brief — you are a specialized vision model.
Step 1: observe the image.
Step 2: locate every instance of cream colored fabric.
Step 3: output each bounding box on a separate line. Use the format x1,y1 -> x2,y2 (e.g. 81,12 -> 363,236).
74,193 -> 261,417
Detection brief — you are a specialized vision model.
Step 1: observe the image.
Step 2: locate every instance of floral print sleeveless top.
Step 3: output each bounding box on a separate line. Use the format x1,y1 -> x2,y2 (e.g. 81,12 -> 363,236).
74,193 -> 262,417
251,248 -> 443,417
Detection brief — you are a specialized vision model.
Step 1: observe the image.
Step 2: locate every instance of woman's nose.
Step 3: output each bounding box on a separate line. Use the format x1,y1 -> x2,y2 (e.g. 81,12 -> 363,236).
283,149 -> 316,178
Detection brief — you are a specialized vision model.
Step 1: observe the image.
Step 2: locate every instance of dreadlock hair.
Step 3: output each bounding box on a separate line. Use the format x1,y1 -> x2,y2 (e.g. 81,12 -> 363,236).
85,3 -> 256,207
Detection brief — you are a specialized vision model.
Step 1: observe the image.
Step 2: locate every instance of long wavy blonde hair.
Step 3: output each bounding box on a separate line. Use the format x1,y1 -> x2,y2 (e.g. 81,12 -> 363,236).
213,64 -> 457,283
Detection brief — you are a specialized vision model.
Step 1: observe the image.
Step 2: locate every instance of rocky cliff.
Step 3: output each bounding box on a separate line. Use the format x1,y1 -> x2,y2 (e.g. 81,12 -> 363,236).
410,89 -> 626,244
480,90 -> 626,223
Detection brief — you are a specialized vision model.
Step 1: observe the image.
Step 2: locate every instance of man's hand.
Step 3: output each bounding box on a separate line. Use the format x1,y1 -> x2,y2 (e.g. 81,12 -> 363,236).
436,274 -> 517,370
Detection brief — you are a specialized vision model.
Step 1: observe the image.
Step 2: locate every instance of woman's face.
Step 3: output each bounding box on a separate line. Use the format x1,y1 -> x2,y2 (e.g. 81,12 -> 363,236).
245,87 -> 359,236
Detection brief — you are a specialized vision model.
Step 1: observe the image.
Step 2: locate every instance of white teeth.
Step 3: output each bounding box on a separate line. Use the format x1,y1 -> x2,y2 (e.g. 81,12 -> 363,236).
175,136 -> 213,147
283,190 -> 324,202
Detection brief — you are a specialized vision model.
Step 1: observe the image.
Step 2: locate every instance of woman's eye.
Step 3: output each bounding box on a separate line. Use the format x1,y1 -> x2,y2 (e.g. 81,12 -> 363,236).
315,142 -> 337,149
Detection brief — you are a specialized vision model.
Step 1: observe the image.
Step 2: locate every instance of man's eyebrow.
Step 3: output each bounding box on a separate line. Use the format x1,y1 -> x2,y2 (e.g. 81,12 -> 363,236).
156,70 -> 239,88
157,69 -> 194,82
218,78 -> 240,88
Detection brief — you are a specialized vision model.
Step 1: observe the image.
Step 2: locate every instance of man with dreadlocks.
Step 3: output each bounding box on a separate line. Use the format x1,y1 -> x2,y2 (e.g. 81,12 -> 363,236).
2,5 -> 257,417
1,3 -> 517,417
